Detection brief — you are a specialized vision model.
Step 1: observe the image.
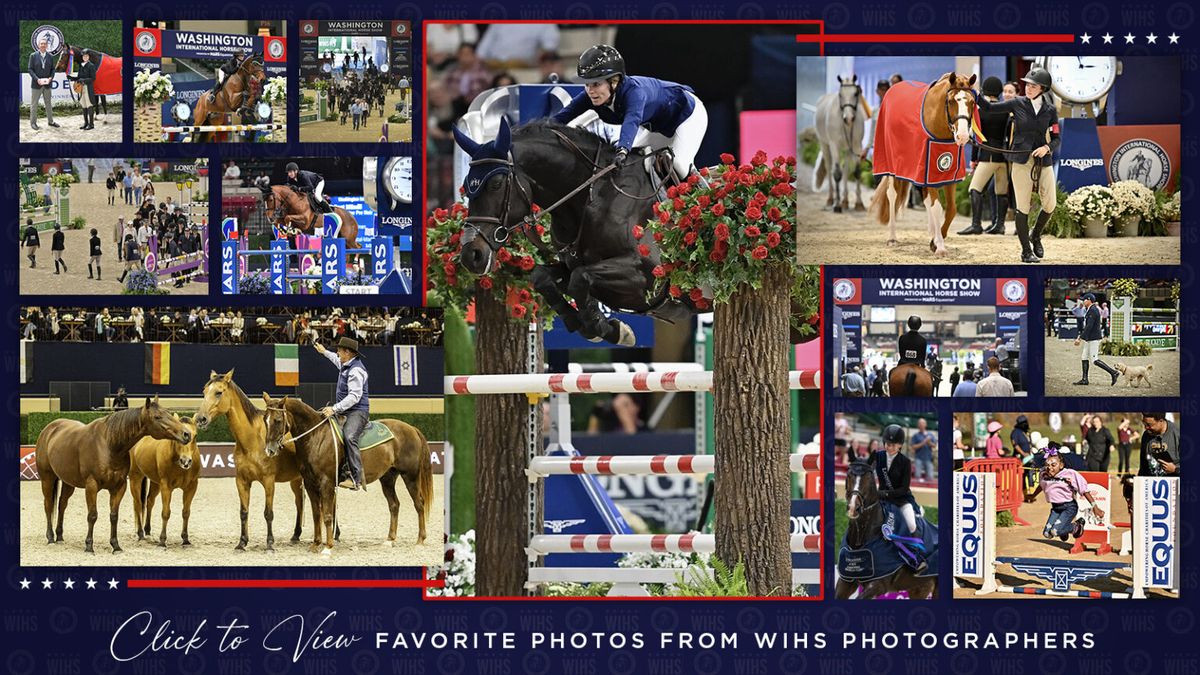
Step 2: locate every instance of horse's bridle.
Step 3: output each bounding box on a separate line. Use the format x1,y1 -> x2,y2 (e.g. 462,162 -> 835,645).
941,83 -> 976,134
839,83 -> 862,150
461,154 -> 537,254
845,466 -> 881,520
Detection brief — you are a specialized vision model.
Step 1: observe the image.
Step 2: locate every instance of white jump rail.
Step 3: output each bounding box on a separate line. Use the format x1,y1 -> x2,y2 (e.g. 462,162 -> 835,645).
527,533 -> 822,559
527,450 -> 819,480
445,369 -> 821,395
526,566 -> 821,591
163,123 -> 285,132
566,361 -> 705,374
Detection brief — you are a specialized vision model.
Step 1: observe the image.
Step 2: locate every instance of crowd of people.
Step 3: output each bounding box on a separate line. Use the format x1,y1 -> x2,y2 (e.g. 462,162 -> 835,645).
834,416 -> 938,483
19,307 -> 444,346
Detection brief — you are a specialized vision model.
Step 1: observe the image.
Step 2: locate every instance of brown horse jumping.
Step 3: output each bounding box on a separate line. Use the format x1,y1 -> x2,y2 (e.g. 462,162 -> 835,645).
869,72 -> 978,256
261,394 -> 433,554
888,363 -> 935,397
190,52 -> 266,143
194,370 -> 305,552
260,184 -> 360,249
836,461 -> 937,599
129,416 -> 201,547
36,396 -> 193,553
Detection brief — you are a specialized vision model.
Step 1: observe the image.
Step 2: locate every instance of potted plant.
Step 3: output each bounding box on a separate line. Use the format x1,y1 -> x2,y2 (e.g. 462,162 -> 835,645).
1110,180 -> 1155,237
1158,190 -> 1181,236
262,77 -> 288,142
132,69 -> 174,143
1064,184 -> 1116,238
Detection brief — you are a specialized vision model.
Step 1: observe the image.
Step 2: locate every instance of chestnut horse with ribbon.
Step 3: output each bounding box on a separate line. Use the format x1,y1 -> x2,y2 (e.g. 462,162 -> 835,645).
868,73 -> 979,257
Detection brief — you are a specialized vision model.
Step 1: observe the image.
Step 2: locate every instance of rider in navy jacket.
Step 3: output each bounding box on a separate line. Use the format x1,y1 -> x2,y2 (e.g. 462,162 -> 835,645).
551,45 -> 708,182
1073,293 -> 1119,386
286,163 -> 330,213
897,316 -> 928,366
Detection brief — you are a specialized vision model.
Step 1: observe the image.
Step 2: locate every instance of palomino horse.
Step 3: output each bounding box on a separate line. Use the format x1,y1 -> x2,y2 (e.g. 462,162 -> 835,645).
261,394 -> 433,554
453,117 -> 699,347
837,460 -> 938,600
869,73 -> 978,256
129,416 -> 200,547
56,44 -> 122,120
888,363 -> 935,397
814,75 -> 867,213
36,396 -> 193,553
259,184 -> 360,250
194,370 -> 306,552
190,52 -> 266,143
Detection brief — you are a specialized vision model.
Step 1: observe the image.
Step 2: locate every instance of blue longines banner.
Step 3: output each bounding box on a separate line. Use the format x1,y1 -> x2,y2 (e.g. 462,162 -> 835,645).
1057,117 -> 1108,192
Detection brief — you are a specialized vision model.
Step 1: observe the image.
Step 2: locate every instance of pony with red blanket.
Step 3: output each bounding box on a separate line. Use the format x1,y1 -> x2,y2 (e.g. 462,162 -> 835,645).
868,73 -> 979,257
57,44 -> 122,121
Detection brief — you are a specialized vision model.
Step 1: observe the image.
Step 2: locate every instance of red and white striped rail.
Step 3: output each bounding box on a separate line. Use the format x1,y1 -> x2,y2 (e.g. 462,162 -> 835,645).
527,451 -> 819,480
527,533 -> 822,558
445,370 -> 820,395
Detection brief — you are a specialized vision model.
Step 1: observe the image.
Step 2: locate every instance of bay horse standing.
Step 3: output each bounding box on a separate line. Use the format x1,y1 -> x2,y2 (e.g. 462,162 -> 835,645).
837,461 -> 937,599
194,370 -> 306,552
259,184 -> 360,249
887,363 -> 934,397
814,75 -> 866,213
129,416 -> 201,547
261,394 -> 433,554
36,396 -> 193,553
190,52 -> 266,143
452,117 -> 698,346
869,73 -> 978,256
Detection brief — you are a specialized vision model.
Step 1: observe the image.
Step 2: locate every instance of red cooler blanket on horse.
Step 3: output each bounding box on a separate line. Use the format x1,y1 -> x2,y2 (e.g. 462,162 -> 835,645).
873,80 -> 967,188
92,54 -> 123,96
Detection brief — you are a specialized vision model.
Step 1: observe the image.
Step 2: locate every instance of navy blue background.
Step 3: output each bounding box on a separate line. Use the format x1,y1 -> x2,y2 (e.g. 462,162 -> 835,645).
3,1 -> 1198,673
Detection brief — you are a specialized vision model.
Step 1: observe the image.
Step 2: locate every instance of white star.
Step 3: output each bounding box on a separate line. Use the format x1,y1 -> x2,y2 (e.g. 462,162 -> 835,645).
19,578 -> 30,590
1125,33 -> 1136,43
1147,33 -> 1158,44
1169,33 -> 1180,44
107,578 -> 120,590
86,578 -> 97,590
1080,33 -> 1091,44
1102,33 -> 1114,44
63,578 -> 75,589
41,578 -> 53,589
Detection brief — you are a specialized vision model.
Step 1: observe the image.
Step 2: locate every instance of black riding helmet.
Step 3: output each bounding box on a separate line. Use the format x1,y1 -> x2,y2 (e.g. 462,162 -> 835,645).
578,44 -> 625,83
882,424 -> 905,445
981,76 -> 1003,98
285,162 -> 299,172
1022,67 -> 1052,90
1016,414 -> 1030,431
907,315 -> 922,330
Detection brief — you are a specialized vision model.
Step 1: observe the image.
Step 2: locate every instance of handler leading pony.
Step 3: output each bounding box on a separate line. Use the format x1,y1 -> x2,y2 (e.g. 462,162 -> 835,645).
869,73 -> 978,257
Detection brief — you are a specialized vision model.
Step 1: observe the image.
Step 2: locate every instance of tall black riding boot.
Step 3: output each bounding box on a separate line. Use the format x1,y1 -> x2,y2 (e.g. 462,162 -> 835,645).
97,265 -> 101,281
1014,211 -> 1039,263
1074,360 -> 1090,385
88,264 -> 94,279
1093,359 -> 1120,386
1031,209 -> 1051,259
53,259 -> 61,275
958,190 -> 985,235
984,194 -> 1008,234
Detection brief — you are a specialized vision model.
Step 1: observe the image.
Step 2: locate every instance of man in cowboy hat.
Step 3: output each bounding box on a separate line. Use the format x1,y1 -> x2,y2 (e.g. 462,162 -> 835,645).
314,336 -> 370,490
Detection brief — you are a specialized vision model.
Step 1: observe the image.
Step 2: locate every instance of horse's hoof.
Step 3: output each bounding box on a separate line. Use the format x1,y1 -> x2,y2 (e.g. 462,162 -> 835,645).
934,248 -> 947,258
112,547 -> 122,554
616,322 -> 636,347
886,239 -> 899,247
234,544 -> 246,552
321,548 -> 332,557
833,206 -> 843,214
264,548 -> 276,556
157,541 -> 166,548
855,204 -> 866,212
382,540 -> 394,548
181,541 -> 192,548
309,545 -> 321,554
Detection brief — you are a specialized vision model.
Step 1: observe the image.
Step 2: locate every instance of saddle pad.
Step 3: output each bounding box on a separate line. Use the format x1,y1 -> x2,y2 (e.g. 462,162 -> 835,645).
837,503 -> 939,581
332,419 -> 394,451
873,80 -> 967,188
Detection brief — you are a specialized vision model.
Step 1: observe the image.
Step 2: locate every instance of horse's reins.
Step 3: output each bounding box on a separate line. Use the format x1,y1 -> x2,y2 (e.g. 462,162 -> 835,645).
267,404 -> 343,502
962,92 -> 1050,197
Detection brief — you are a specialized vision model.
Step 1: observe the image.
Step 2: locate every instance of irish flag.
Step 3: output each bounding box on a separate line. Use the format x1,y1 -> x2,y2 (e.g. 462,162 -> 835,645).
275,344 -> 299,386
145,342 -> 171,385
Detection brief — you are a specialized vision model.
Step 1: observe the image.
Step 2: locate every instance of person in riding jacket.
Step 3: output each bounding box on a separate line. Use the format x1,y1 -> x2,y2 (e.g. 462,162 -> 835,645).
1073,293 -> 1120,386
897,316 -> 927,367
975,67 -> 1060,264
551,44 -> 708,182
286,162 -> 331,213
315,337 -> 369,491
76,50 -> 99,131
960,76 -> 1010,236
872,424 -> 928,573
208,52 -> 244,104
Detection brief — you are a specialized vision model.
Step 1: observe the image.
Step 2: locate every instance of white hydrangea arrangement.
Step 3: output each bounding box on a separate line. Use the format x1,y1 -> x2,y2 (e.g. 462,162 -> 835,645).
1159,191 -> 1181,222
426,530 -> 475,597
1065,185 -> 1117,222
262,77 -> 288,103
134,69 -> 174,105
1110,180 -> 1156,220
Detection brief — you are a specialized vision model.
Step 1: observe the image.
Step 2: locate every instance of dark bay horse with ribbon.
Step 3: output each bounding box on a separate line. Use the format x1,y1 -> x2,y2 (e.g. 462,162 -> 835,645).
452,117 -> 698,346
869,73 -> 978,257
36,396 -> 193,553
191,52 -> 266,143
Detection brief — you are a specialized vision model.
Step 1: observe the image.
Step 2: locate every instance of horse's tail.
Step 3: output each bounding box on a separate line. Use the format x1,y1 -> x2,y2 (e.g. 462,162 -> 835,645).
869,176 -> 907,225
904,371 -> 916,396
414,426 -> 433,519
813,148 -> 827,190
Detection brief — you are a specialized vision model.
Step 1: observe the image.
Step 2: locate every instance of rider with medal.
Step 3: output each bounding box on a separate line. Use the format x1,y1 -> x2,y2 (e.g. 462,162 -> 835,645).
871,424 -> 928,573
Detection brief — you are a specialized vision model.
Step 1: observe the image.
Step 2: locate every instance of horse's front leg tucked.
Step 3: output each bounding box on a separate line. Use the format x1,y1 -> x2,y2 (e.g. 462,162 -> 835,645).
567,257 -> 645,347
530,263 -> 585,335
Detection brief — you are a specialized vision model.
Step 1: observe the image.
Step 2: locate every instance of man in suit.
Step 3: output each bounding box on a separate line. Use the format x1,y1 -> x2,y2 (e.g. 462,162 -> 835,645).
1073,293 -> 1119,386
28,37 -> 61,130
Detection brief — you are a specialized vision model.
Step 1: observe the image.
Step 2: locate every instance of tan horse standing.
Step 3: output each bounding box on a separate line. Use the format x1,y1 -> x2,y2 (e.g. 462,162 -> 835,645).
259,184 -> 360,249
129,416 -> 201,547
261,394 -> 433,554
869,73 -> 978,256
194,370 -> 305,552
36,396 -> 193,553
191,53 -> 266,143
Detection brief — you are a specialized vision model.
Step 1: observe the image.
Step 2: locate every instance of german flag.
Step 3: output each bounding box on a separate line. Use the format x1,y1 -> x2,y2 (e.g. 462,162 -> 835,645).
145,342 -> 171,385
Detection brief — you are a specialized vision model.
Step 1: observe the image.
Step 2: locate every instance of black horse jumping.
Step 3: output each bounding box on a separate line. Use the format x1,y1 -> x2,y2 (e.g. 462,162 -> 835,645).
452,117 -> 696,346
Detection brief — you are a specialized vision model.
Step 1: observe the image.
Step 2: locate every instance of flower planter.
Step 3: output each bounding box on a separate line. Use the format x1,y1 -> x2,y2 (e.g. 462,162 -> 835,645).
1119,214 -> 1140,237
1166,220 -> 1181,236
1083,217 -> 1108,238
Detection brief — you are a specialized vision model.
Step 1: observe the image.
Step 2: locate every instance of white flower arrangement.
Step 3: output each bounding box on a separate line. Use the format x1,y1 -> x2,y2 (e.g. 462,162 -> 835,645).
134,69 -> 175,105
62,314 -> 75,321
1110,180 -> 1156,220
256,317 -> 268,326
426,530 -> 475,597
262,77 -> 288,103
1065,185 -> 1117,222
1159,191 -> 1182,222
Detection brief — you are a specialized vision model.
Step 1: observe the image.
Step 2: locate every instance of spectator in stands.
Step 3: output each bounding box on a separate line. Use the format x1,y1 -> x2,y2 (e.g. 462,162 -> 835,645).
910,417 -> 936,481
223,160 -> 241,181
131,307 -> 144,341
477,24 -> 560,68
491,72 -> 517,89
539,51 -> 565,84
588,393 -> 645,434
976,356 -> 1015,397
443,44 -> 494,116
426,24 -> 480,71
113,386 -> 129,409
22,307 -> 42,340
94,308 -> 114,342
232,311 -> 245,343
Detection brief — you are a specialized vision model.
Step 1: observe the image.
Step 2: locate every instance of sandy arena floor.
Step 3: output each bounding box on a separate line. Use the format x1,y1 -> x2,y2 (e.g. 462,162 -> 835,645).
299,89 -> 413,143
19,181 -> 208,296
1043,336 -> 1180,397
20,476 -> 444,568
19,109 -> 123,143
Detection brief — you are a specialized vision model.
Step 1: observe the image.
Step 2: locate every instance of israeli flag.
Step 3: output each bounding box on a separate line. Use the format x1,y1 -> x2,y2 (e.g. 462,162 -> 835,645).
394,345 -> 418,387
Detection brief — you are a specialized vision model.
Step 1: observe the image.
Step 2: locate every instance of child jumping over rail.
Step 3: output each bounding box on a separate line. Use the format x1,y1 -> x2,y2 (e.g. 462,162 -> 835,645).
1029,450 -> 1105,542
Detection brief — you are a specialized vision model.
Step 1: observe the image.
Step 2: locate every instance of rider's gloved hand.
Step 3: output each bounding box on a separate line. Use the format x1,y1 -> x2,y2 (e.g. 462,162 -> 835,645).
612,148 -> 629,169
